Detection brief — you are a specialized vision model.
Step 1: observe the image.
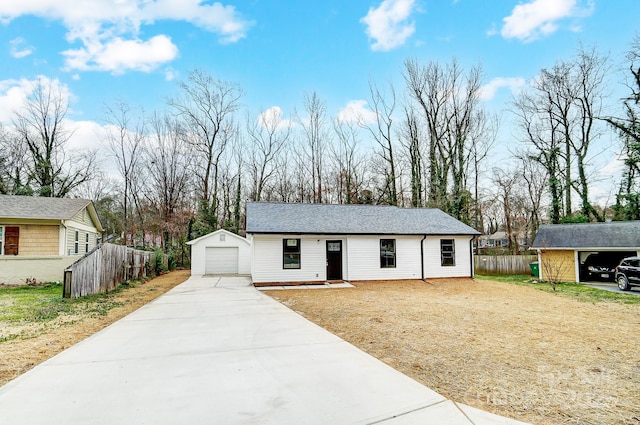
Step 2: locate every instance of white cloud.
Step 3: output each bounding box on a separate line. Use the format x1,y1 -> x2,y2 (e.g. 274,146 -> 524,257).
480,77 -> 526,101
0,1 -> 252,73
164,68 -> 179,81
501,0 -> 594,42
9,37 -> 33,58
0,79 -> 32,123
0,76 -> 73,124
598,156 -> 625,179
258,106 -> 295,131
0,77 -> 107,152
361,0 -> 415,51
337,100 -> 378,125
62,35 -> 179,74
68,119 -> 108,151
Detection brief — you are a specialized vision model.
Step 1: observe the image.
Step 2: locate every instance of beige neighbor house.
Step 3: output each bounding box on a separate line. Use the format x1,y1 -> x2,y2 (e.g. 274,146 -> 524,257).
531,221 -> 640,282
0,194 -> 103,284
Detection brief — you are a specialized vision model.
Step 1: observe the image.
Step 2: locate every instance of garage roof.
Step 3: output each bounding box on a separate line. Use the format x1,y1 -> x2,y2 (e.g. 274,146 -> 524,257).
531,221 -> 640,249
246,202 -> 480,236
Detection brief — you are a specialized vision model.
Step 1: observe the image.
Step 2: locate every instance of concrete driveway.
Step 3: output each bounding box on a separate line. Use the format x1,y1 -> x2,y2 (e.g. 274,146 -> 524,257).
0,276 -> 529,424
583,281 -> 640,296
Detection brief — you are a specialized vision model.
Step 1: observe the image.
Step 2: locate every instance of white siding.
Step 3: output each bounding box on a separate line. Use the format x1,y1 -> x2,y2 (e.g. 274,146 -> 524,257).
252,235 -> 329,283
189,230 -> 251,275
250,233 -> 475,283
251,234 -> 423,283
423,236 -> 474,278
346,236 -> 422,281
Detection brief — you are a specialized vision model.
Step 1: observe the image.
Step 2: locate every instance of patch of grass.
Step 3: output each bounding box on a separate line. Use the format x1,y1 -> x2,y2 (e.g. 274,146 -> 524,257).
476,274 -> 640,305
0,284 -> 65,321
0,283 -> 127,326
0,334 -> 19,343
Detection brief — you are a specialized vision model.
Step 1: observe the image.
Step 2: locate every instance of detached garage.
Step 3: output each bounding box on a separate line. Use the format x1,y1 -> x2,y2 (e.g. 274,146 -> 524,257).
187,229 -> 251,276
531,221 -> 640,282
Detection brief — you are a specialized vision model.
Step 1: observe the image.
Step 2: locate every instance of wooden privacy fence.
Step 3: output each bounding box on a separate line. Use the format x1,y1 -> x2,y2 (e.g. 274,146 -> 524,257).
474,255 -> 538,275
63,243 -> 161,299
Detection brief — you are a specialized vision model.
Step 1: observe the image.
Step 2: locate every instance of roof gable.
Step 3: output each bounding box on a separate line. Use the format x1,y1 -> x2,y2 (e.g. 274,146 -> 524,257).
245,202 -> 480,236
187,229 -> 250,245
0,194 -> 103,232
531,221 -> 640,249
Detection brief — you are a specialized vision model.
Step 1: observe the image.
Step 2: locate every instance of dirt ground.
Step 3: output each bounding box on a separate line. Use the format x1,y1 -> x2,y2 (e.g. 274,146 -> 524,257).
268,278 -> 640,425
0,270 -> 190,387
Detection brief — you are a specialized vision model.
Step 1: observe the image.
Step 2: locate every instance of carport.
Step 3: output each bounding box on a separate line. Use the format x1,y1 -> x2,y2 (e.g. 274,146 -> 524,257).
187,229 -> 251,276
531,221 -> 640,283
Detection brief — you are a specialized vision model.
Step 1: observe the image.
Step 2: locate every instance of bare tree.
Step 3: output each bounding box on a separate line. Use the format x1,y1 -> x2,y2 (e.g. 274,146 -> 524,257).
404,58 -> 449,209
331,118 -> 366,204
512,82 -> 564,223
512,46 -> 608,223
103,100 -> 146,238
0,125 -> 32,195
246,107 -> 291,201
145,113 -> 191,250
399,105 -> 423,207
13,78 -> 95,197
518,153 -> 548,244
297,91 -> 328,203
404,58 -> 490,222
361,79 -> 398,205
569,46 -> 608,220
168,69 -> 242,230
604,33 -> 640,220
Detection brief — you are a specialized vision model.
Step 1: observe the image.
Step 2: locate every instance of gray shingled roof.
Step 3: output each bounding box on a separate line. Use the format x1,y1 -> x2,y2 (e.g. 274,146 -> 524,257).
246,202 -> 480,236
531,221 -> 640,249
0,194 -> 94,221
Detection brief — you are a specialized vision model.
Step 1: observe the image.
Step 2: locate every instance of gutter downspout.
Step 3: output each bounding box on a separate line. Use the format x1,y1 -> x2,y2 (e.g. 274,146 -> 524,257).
420,234 -> 427,281
470,236 -> 475,279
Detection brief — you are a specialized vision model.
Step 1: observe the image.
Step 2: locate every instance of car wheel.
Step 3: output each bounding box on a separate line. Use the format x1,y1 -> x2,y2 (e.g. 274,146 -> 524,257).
617,275 -> 630,291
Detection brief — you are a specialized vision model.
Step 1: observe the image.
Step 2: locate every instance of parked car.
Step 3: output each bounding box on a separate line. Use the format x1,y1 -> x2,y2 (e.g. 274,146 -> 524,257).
581,253 -> 620,281
615,257 -> 640,291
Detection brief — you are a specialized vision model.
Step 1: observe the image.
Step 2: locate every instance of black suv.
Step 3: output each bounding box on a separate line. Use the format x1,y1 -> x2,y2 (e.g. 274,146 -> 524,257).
615,257 -> 640,291
581,253 -> 620,281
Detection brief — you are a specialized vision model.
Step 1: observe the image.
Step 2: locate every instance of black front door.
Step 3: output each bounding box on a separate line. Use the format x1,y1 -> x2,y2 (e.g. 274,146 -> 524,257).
326,240 -> 342,280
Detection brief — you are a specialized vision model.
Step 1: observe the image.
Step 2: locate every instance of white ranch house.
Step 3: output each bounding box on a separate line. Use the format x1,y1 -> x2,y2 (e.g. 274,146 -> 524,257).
244,202 -> 480,284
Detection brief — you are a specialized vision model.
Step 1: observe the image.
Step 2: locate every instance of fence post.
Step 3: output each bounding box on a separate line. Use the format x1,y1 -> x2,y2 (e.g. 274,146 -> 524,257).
63,270 -> 72,299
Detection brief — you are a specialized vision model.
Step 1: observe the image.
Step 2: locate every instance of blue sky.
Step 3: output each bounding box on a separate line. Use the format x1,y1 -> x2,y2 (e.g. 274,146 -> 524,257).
0,0 -> 639,192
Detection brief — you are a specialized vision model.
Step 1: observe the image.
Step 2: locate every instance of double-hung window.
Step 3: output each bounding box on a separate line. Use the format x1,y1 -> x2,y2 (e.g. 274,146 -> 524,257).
85,233 -> 90,253
283,238 -> 301,269
74,231 -> 79,254
441,239 -> 455,266
380,239 -> 396,268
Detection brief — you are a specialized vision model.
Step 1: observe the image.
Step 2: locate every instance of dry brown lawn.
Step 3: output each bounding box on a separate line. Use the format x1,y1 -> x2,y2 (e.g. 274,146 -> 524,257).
268,278 -> 640,425
0,270 -> 190,387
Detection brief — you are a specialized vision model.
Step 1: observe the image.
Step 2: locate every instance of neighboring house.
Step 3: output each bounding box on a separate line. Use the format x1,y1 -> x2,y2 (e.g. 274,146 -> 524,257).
0,195 -> 103,284
477,232 -> 507,249
476,231 -> 528,251
187,229 -> 251,276
245,202 -> 480,284
531,221 -> 640,282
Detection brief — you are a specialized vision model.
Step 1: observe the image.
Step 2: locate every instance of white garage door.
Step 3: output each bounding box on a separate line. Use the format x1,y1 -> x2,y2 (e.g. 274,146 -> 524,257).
205,247 -> 239,274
